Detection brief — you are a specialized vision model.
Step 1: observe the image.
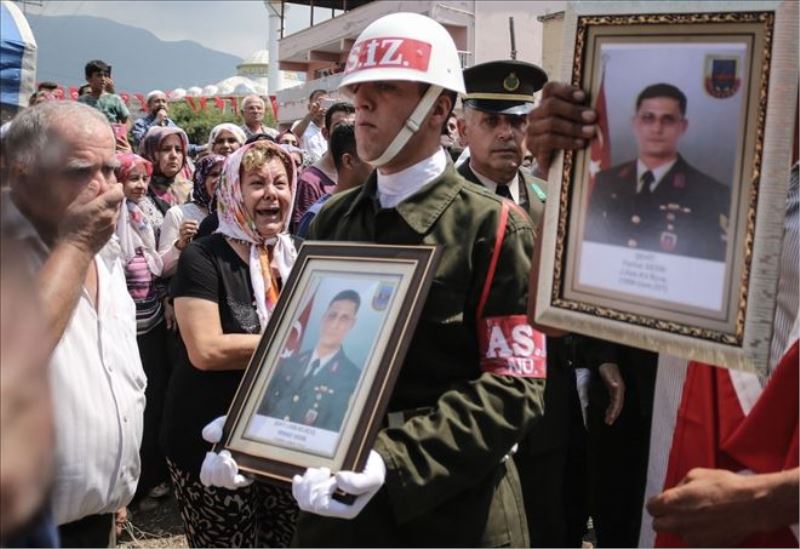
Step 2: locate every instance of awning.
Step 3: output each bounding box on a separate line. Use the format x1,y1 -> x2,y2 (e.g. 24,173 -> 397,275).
0,0 -> 37,110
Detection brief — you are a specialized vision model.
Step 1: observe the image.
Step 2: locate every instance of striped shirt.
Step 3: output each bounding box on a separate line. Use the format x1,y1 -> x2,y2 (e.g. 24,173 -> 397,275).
2,197 -> 147,526
124,252 -> 163,334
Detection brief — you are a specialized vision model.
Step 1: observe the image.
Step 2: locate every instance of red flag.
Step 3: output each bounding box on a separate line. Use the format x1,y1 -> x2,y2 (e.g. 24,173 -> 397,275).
280,293 -> 316,358
269,95 -> 278,119
68,86 -> 79,101
119,92 -> 130,105
227,96 -> 238,114
134,93 -> 146,111
587,69 -> 611,196
199,97 -> 208,111
214,96 -> 225,111
655,341 -> 799,548
185,96 -> 198,112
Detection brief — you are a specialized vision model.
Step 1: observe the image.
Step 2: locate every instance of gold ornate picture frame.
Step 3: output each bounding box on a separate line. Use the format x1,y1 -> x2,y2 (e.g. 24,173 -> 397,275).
535,1 -> 798,374
220,243 -> 440,485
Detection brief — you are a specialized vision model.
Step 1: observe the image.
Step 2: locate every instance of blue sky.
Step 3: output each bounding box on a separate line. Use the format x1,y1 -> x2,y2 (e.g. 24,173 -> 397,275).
19,0 -> 333,60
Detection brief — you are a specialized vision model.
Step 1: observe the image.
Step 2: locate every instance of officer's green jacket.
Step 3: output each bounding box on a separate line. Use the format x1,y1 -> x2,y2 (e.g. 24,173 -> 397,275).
299,164 -> 546,547
457,161 -> 547,227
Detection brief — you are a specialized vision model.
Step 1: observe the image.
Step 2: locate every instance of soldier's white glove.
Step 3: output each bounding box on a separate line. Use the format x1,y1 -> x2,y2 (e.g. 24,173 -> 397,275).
292,450 -> 386,519
199,416 -> 253,490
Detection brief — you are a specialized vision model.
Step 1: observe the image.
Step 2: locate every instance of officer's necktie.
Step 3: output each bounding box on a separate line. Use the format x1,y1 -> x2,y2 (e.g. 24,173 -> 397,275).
496,184 -> 514,201
640,170 -> 655,194
304,358 -> 320,378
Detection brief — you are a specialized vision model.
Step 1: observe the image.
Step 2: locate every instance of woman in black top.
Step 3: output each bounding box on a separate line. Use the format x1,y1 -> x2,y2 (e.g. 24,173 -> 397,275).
162,140 -> 300,547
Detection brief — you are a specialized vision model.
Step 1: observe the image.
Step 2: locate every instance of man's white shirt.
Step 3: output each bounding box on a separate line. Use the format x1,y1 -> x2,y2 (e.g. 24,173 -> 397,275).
301,121 -> 327,164
3,197 -> 146,525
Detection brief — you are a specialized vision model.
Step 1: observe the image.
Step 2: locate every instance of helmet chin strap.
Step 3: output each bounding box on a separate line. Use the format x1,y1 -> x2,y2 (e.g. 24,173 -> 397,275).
369,84 -> 444,168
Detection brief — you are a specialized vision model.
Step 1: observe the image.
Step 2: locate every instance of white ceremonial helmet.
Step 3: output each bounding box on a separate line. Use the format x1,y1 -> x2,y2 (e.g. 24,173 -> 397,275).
339,12 -> 466,167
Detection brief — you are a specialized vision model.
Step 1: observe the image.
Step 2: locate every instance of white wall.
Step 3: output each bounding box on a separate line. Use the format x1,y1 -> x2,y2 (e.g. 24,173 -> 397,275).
473,0 -> 565,66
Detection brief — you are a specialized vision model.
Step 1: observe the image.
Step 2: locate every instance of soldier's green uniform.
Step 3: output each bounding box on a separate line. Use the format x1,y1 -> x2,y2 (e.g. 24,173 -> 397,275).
298,164 -> 545,547
258,347 -> 361,432
461,60 -> 594,547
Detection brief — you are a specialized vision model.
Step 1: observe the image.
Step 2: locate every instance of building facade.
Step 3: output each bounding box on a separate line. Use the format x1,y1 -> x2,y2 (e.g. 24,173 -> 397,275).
274,0 -> 564,125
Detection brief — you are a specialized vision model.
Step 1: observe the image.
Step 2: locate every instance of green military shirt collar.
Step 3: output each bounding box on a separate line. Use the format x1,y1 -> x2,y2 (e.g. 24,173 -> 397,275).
344,165 -> 466,234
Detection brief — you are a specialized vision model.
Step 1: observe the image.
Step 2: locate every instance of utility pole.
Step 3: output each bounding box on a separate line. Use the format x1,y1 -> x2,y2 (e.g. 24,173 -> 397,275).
263,0 -> 282,95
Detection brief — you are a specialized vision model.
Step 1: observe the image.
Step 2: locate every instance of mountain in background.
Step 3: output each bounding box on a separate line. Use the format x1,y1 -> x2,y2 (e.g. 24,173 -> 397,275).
27,14 -> 245,92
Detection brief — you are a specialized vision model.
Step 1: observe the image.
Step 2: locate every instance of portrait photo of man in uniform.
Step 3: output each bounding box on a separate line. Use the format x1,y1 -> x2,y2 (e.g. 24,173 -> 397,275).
258,290 -> 363,433
584,82 -> 730,262
569,42 -> 748,314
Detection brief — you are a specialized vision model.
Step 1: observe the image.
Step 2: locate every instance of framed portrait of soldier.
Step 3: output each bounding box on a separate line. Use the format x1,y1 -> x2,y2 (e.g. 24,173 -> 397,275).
535,1 -> 798,374
219,243 -> 440,485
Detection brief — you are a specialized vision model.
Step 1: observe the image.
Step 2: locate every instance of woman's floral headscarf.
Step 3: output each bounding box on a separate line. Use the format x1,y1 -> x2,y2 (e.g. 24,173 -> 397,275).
215,140 -> 298,326
191,154 -> 225,209
114,152 -> 162,276
115,151 -> 153,184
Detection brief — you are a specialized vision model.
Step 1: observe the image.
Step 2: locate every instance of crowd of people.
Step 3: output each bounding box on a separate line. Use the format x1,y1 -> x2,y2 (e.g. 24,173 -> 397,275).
0,9 -> 797,549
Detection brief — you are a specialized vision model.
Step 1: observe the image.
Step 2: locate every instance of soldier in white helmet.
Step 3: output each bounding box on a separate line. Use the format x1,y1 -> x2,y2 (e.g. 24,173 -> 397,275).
201,13 -> 546,546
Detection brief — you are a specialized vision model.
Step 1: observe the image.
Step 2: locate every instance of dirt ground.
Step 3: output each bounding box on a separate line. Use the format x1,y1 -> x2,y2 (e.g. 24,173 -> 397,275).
118,496 -> 187,548
116,494 -> 596,548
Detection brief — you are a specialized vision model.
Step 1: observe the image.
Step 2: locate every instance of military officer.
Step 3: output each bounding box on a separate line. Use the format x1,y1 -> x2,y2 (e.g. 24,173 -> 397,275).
459,60 -> 596,547
586,83 -> 730,261
457,60 -> 548,225
258,290 -> 362,432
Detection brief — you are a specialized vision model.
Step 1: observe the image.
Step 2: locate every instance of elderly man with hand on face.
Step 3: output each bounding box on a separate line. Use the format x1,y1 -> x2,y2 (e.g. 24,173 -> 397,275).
2,101 -> 146,548
130,90 -> 202,158
130,90 -> 174,149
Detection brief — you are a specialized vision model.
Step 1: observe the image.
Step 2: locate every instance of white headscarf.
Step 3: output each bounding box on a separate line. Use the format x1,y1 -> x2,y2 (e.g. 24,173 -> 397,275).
207,123 -> 247,152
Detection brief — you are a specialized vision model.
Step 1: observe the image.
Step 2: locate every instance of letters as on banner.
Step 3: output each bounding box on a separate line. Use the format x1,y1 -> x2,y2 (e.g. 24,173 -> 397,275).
478,315 -> 547,378
345,37 -> 432,74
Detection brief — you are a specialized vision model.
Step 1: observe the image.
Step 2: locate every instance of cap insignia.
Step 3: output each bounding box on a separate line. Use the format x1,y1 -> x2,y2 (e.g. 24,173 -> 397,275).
503,72 -> 520,92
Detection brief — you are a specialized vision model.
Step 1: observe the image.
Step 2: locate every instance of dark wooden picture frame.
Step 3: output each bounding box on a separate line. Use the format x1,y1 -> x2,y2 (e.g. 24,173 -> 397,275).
218,242 -> 440,485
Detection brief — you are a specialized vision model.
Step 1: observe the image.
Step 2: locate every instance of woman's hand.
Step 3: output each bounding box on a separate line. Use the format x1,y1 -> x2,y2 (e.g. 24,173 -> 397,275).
175,219 -> 199,251
163,298 -> 177,332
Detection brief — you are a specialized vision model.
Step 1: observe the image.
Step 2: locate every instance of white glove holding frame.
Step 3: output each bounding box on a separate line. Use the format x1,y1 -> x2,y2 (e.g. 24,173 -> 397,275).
291,450 -> 386,519
199,415 -> 253,490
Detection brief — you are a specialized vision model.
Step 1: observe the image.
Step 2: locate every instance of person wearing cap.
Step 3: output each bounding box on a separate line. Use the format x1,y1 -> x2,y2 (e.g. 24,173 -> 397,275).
130,90 -> 176,149
199,11 -> 546,547
457,60 -> 548,225
130,91 -> 204,157
460,61 -> 622,547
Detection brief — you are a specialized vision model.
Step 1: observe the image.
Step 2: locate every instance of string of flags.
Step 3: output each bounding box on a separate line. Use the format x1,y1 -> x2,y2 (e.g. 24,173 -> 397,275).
37,83 -> 276,117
